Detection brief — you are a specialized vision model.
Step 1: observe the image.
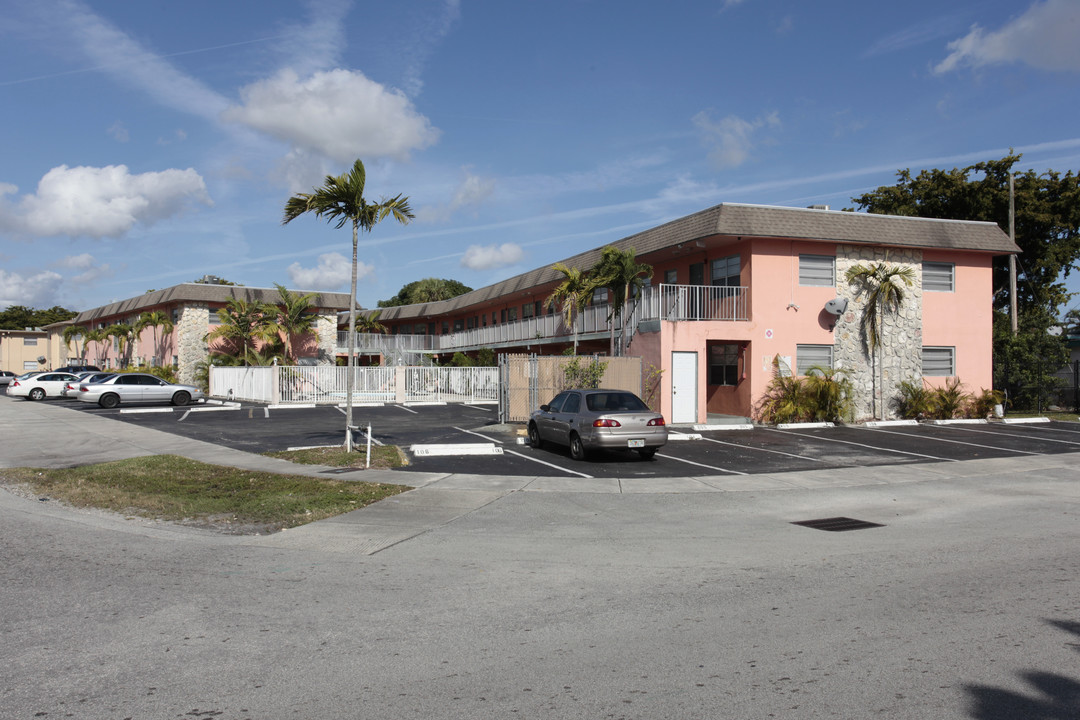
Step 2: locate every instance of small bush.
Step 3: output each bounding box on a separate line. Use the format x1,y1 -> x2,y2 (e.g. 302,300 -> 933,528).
969,388 -> 1005,418
563,356 -> 607,389
929,377 -> 970,419
893,380 -> 936,419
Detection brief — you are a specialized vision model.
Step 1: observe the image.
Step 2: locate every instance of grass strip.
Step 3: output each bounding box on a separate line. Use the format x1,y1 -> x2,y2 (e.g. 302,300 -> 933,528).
264,444 -> 409,468
2,454 -> 408,533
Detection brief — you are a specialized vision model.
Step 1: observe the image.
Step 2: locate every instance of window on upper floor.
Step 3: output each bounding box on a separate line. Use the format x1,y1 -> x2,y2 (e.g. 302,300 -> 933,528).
664,269 -> 677,285
711,254 -> 740,287
208,309 -> 220,324
522,302 -> 534,319
923,346 -> 955,376
23,337 -> 37,346
923,262 -> 955,292
796,344 -> 834,375
799,255 -> 835,287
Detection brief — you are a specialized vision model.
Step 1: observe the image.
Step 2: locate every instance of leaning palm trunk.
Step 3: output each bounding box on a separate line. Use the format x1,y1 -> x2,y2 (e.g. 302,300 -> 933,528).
346,219 -> 359,452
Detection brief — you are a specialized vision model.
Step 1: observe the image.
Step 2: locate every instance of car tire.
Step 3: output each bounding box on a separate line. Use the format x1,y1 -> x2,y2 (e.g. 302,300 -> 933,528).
527,422 -> 542,448
637,448 -> 657,460
569,432 -> 587,461
28,388 -> 45,401
98,393 -> 120,409
171,391 -> 191,407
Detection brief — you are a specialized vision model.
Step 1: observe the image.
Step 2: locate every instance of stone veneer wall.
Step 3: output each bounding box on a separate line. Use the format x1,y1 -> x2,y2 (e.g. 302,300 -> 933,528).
834,246 -> 923,421
316,312 -> 338,364
176,304 -> 209,386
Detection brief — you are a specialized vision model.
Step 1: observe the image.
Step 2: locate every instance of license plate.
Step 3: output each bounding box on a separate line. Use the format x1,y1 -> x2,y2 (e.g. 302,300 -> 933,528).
627,439 -> 645,448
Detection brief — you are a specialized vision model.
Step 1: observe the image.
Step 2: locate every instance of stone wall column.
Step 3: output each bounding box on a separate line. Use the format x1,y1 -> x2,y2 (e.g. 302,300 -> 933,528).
176,304 -> 209,386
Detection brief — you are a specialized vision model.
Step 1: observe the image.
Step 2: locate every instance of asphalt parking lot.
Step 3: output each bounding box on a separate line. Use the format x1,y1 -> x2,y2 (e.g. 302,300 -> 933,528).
36,395 -> 1080,479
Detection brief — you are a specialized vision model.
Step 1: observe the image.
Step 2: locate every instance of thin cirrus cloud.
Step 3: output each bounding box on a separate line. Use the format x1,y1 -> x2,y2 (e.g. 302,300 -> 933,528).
692,111 -> 781,169
0,165 -> 212,239
460,243 -> 524,271
934,0 -> 1080,74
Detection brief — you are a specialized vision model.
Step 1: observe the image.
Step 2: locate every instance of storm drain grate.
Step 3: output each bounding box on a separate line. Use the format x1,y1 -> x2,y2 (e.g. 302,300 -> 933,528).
791,517 -> 885,532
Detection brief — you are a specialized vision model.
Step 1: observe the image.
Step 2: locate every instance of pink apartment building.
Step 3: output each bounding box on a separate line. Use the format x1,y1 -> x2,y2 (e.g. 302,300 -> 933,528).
370,203 -> 1018,422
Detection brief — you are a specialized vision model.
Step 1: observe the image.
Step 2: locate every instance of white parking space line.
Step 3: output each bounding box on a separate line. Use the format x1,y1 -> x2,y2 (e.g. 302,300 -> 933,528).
858,427 -> 1042,455
462,404 -> 494,411
934,424 -> 1080,447
656,453 -> 747,475
700,436 -> 823,462
769,428 -> 958,462
393,405 -> 419,414
454,426 -> 593,478
118,407 -> 174,414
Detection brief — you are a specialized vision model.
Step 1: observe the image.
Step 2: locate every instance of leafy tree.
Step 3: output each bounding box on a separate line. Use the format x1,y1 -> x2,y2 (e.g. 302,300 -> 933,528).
993,306 -> 1069,411
547,262 -> 598,355
851,153 -> 1080,316
194,275 -> 240,286
0,304 -> 77,330
283,158 -> 414,452
356,308 -> 389,334
475,347 -> 496,366
845,261 -> 915,420
62,324 -> 87,363
591,246 -> 652,356
84,327 -> 107,365
106,323 -> 136,367
203,298 -> 276,366
377,278 -> 472,308
135,310 -> 174,366
267,284 -> 319,363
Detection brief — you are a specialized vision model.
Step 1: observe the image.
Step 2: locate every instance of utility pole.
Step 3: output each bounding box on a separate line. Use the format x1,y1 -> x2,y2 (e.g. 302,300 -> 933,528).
1009,173 -> 1018,335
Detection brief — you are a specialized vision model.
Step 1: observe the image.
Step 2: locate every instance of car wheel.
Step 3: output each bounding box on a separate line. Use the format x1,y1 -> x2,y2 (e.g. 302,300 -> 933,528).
98,393 -> 120,409
171,391 -> 191,407
28,388 -> 45,401
637,448 -> 657,460
527,422 -> 542,448
569,432 -> 587,461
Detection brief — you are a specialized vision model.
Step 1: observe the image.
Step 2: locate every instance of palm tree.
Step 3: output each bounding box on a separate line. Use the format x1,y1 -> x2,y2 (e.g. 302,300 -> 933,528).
282,159 -> 414,451
547,262 -> 597,355
62,324 -> 87,365
356,308 -> 389,334
845,260 -> 915,419
106,323 -> 135,367
268,284 -> 320,363
591,246 -> 652,356
135,310 -> 174,367
84,327 -> 106,365
204,298 -> 276,365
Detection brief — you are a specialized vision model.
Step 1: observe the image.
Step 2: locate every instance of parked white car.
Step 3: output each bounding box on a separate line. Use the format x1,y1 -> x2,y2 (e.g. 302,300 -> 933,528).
62,372 -> 116,398
77,373 -> 204,409
6,372 -> 81,401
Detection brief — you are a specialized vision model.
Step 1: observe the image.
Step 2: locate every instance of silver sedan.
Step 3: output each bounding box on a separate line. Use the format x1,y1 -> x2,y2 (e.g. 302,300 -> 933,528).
528,388 -> 668,460
77,373 -> 204,409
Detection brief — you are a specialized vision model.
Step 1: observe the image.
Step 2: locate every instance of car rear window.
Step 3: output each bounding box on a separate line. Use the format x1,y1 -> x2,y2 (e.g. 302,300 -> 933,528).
586,393 -> 648,412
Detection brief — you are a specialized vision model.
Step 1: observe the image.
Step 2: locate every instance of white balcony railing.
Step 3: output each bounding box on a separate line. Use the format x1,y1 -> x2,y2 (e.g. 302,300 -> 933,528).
336,284 -> 748,355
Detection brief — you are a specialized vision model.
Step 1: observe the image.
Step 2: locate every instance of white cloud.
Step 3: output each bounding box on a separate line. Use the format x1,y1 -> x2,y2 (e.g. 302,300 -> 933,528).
693,111 -> 781,168
935,0 -> 1080,74
223,69 -> 440,163
398,0 -> 462,97
460,243 -> 524,271
287,252 -> 363,289
0,165 -> 212,239
108,121 -> 129,142
417,169 -> 496,222
0,268 -> 64,310
54,254 -> 113,285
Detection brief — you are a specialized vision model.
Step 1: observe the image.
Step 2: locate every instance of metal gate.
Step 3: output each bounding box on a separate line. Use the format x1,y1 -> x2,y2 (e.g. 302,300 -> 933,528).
498,354 -> 643,422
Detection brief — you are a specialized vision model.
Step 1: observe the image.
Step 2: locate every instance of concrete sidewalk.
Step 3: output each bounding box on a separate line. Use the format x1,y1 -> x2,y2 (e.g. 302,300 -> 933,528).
2,397 -> 1078,555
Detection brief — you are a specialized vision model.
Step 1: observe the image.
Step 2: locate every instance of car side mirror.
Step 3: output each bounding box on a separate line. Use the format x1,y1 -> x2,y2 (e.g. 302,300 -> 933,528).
539,404 -> 550,412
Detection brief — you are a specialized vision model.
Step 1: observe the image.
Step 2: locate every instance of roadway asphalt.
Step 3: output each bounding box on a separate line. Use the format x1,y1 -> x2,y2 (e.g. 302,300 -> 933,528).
2,395 -> 1078,555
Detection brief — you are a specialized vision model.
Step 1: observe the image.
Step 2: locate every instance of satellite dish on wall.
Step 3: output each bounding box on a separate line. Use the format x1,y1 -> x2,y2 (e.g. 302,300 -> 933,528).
824,298 -> 848,316
36,356 -> 46,364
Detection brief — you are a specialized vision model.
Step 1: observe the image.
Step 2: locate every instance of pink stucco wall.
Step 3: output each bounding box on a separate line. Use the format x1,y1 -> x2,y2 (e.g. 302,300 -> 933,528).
921,250 -> 994,391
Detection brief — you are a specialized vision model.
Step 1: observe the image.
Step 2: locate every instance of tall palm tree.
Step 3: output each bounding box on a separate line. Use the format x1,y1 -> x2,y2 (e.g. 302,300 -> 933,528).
547,262 -> 597,355
591,246 -> 653,356
84,327 -> 106,365
204,298 -> 276,365
282,159 -> 414,451
106,323 -> 135,367
845,260 -> 915,420
136,310 -> 174,367
62,324 -> 87,365
268,284 -> 320,363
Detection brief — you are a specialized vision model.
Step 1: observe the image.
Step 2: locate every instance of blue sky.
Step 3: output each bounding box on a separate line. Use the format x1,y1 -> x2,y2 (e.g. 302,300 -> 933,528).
2,0 -> 1079,316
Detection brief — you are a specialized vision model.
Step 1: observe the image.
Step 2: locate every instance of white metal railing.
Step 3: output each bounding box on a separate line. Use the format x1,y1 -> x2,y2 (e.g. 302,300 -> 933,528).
208,365 -> 498,405
336,332 -> 435,353
638,284 -> 748,322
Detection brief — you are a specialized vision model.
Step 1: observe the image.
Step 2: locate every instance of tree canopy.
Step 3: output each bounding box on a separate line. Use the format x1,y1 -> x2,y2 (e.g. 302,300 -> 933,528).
851,153 -> 1080,316
0,305 -> 78,330
377,278 -> 473,308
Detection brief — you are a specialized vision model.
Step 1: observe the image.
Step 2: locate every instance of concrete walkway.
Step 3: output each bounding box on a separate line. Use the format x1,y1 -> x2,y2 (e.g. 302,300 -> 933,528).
2,397 -> 1077,554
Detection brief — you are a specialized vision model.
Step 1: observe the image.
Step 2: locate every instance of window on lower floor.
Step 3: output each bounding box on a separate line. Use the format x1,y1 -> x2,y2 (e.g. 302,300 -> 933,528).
796,344 -> 834,375
923,346 -> 955,376
709,344 -> 740,385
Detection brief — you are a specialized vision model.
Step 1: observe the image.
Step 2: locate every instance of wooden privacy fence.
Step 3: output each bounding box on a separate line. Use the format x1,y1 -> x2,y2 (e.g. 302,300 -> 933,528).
209,365 -> 498,405
498,354 -> 643,423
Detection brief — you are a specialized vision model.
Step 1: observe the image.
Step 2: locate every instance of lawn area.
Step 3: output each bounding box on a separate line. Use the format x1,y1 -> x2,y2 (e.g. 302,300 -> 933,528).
265,444 -> 409,468
1,454 -> 409,534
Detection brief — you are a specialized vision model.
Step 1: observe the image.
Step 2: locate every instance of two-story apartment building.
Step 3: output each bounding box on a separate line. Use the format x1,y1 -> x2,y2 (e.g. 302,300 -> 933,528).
363,203 -> 1018,422
64,284 -> 351,385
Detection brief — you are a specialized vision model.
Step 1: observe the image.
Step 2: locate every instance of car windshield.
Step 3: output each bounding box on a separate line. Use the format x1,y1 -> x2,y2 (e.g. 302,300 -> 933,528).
586,392 -> 649,412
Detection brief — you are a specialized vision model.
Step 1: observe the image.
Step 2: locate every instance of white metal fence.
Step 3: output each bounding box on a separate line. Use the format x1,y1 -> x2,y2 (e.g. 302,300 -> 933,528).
209,365 -> 498,405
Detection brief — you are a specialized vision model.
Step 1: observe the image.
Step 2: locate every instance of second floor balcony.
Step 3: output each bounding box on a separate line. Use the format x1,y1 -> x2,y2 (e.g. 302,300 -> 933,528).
338,283 -> 749,357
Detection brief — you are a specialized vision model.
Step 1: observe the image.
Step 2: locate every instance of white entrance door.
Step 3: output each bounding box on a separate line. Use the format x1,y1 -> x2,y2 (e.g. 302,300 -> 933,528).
671,351 -> 698,424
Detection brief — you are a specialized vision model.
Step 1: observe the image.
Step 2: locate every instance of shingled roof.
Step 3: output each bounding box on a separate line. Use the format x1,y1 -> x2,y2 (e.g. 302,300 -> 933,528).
375,203 -> 1017,321
74,284 -> 352,323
